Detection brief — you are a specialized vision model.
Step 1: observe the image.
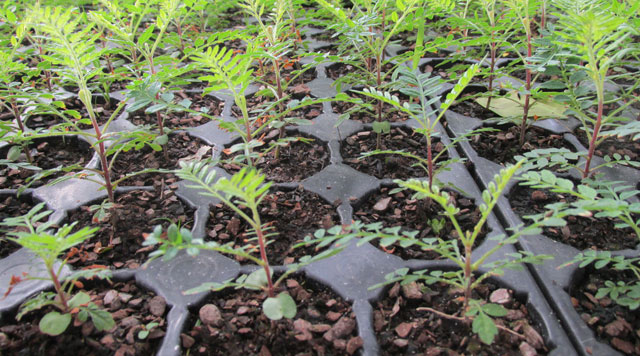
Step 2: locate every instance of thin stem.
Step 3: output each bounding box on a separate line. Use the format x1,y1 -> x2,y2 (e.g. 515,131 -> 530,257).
9,98 -> 33,163
583,95 -> 603,178
48,266 -> 69,311
519,30 -> 533,147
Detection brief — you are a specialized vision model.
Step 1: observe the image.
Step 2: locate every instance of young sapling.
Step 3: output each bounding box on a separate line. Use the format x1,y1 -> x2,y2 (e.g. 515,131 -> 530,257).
302,161 -> 562,344
0,203 -> 114,336
144,162 -> 342,320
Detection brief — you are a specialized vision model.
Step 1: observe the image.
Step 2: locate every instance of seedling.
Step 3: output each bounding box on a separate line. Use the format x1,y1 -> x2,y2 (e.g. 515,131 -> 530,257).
302,161 -> 560,344
138,321 -> 160,340
552,0 -> 639,178
0,203 -> 114,336
316,0 -> 422,149
357,64 -> 480,190
562,251 -> 640,310
518,169 -> 640,240
144,162 -> 341,320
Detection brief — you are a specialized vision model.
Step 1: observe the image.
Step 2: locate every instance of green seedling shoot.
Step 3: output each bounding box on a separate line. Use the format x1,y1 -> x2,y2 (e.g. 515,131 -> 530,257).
144,162 -> 342,320
0,203 -> 114,336
357,64 -> 480,190
302,161 -> 562,344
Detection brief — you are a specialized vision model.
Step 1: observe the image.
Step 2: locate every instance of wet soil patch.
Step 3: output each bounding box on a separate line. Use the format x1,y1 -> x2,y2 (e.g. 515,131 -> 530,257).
66,186 -> 195,269
222,132 -> 329,183
353,185 -> 485,260
129,92 -> 224,129
571,265 -> 640,355
341,126 -> 444,179
510,184 -> 638,250
205,186 -> 339,265
0,279 -> 168,356
110,131 -> 213,186
0,136 -> 94,190
331,90 -> 413,124
374,279 -> 549,355
0,194 -> 39,258
182,275 -> 362,355
470,125 -> 574,165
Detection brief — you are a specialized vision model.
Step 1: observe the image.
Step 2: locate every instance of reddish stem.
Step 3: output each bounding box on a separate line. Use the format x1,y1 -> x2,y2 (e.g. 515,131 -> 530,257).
463,244 -> 473,313
583,97 -> 603,178
256,227 -> 275,297
48,266 -> 69,311
176,24 -> 185,53
375,52 -> 383,150
427,137 -> 434,190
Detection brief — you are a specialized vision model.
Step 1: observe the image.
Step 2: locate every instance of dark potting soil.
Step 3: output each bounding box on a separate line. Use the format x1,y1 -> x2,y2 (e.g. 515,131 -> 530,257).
314,43 -> 340,56
26,95 -> 118,131
0,136 -> 94,190
353,185 -> 485,260
330,91 -> 413,124
182,275 -> 363,355
0,279 -> 168,356
311,30 -> 333,42
374,280 -> 548,355
221,132 -> 330,183
499,60 -> 554,83
470,125 -> 574,165
0,195 -> 39,258
326,62 -> 357,81
110,131 -> 213,186
231,93 -> 322,121
450,91 -> 498,121
256,61 -> 317,95
66,186 -> 195,269
389,28 -> 451,50
421,60 -> 484,83
571,265 -> 640,355
575,128 -> 640,162
128,92 -> 224,129
340,126 -> 443,180
510,184 -> 638,251
205,186 -> 340,266
325,62 -> 396,82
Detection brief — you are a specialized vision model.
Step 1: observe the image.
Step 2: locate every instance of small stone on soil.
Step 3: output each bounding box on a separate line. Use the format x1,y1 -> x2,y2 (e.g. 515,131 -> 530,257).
373,197 -> 392,211
401,282 -> 423,299
323,316 -> 356,341
489,288 -> 511,304
199,304 -> 223,326
181,333 -> 195,348
326,311 -> 342,321
395,322 -> 413,338
531,190 -> 547,201
519,341 -> 538,356
523,324 -> 545,349
346,336 -> 363,355
393,339 -> 409,348
612,337 -> 635,354
149,296 -> 166,316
